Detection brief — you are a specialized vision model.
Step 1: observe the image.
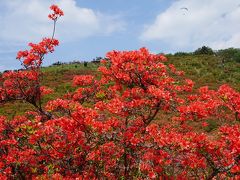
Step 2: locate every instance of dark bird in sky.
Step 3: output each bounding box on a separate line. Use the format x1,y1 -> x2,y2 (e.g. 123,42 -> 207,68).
180,7 -> 189,15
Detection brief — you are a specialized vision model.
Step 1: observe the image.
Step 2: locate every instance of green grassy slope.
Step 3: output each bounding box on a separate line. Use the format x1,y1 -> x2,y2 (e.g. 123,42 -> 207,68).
1,54 -> 240,117
166,54 -> 240,90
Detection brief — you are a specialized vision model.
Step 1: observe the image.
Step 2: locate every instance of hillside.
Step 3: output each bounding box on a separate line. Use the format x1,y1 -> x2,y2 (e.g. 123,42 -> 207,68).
1,54 -> 240,118
1,51 -> 240,179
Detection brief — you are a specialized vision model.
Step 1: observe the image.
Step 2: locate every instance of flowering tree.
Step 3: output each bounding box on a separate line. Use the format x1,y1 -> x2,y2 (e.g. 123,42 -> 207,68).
0,4 -> 239,180
0,5 -> 62,120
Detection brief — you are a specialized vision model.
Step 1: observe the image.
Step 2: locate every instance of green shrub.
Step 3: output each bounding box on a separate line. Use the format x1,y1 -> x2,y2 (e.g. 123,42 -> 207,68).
194,46 -> 214,55
217,48 -> 240,63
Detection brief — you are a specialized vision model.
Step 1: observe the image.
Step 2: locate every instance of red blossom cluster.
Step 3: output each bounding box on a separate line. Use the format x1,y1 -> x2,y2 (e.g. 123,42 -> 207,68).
0,70 -> 55,113
0,4 -> 239,180
17,38 -> 59,67
48,4 -> 64,20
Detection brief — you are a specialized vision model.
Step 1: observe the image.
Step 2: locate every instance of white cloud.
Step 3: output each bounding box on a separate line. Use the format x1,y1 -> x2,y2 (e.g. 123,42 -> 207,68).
140,0 -> 240,50
0,0 -> 125,44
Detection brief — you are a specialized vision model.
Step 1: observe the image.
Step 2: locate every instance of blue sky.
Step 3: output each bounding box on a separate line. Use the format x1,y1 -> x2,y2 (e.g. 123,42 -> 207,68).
0,0 -> 239,71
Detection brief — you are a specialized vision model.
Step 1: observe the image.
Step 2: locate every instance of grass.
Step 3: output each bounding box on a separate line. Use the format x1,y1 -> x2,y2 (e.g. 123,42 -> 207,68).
166,54 -> 240,91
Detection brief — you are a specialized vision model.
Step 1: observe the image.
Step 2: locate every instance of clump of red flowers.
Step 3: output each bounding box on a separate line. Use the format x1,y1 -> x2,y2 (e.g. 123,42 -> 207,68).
16,38 -> 59,66
0,4 -> 239,180
48,4 -> 64,20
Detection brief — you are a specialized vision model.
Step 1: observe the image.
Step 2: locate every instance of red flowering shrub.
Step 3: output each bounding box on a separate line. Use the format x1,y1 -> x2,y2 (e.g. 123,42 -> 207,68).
0,4 -> 239,180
